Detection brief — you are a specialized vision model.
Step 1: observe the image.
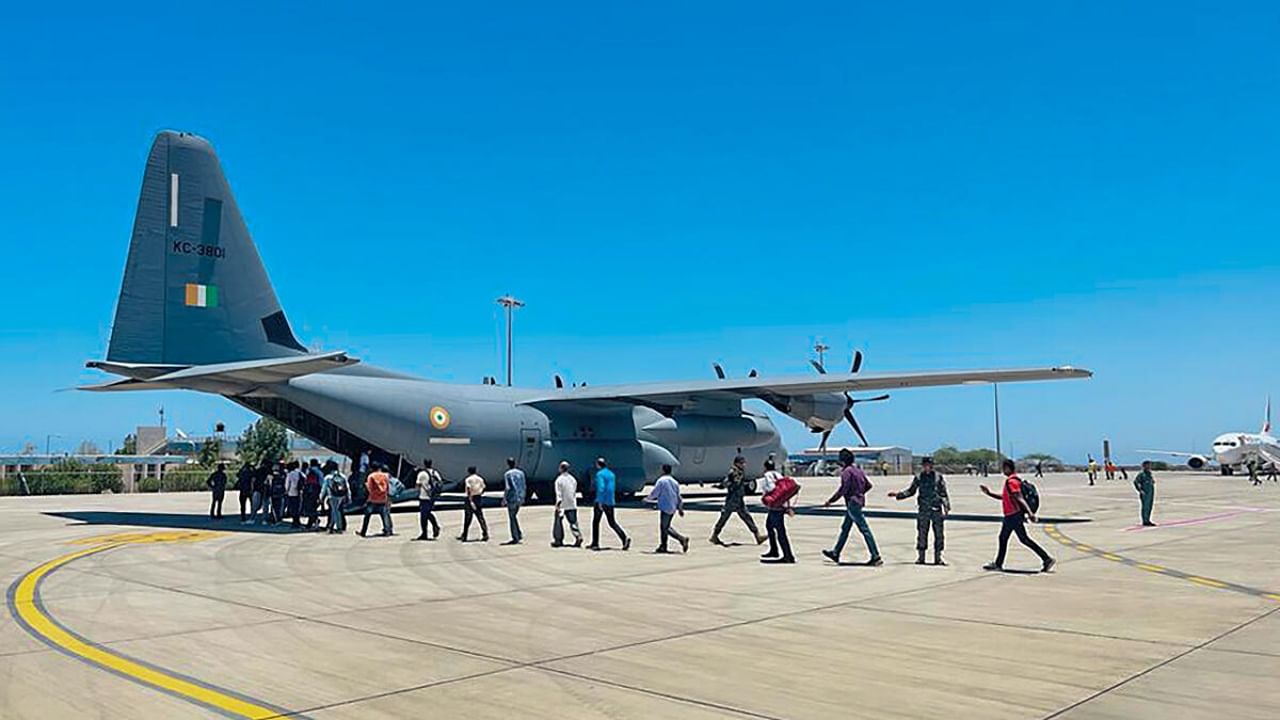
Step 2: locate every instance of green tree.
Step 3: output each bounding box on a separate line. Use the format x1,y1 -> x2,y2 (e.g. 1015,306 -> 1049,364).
237,418 -> 288,468
197,437 -> 223,467
116,434 -> 137,455
1020,452 -> 1062,469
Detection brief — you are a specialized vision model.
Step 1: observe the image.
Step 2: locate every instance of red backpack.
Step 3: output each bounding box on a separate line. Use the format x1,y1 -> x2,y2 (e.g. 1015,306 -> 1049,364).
763,476 -> 800,509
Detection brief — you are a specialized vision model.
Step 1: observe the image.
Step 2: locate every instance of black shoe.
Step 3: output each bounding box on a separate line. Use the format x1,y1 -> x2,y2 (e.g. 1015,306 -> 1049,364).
413,535 -> 428,541
501,539 -> 519,546
821,549 -> 839,563
573,537 -> 584,548
983,562 -> 1002,571
655,547 -> 671,554
622,537 -> 631,551
867,556 -> 884,567
1042,557 -> 1056,573
550,541 -> 563,548
915,556 -> 926,565
761,556 -> 796,564
761,551 -> 780,560
1142,522 -> 1157,527
679,537 -> 690,553
934,556 -> 947,566
588,544 -> 601,551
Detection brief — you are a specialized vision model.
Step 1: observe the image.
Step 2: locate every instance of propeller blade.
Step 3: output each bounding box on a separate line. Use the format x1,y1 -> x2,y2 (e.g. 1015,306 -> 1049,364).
818,429 -> 832,454
851,350 -> 863,374
748,369 -> 758,378
845,408 -> 870,447
810,359 -> 827,374
554,374 -> 564,389
851,393 -> 890,404
713,363 -> 725,380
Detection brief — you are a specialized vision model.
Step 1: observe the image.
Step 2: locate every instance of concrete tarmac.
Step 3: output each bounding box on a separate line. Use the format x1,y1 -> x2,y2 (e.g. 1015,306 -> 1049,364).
1,470 -> 1278,719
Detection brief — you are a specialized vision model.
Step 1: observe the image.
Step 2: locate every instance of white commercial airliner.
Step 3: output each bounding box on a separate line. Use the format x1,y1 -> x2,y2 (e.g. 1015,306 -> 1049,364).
1141,399 -> 1280,475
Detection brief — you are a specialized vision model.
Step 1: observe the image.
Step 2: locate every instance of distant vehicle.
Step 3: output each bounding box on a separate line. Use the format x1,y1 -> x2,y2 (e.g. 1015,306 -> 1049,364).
1141,399 -> 1280,475
82,131 -> 1092,501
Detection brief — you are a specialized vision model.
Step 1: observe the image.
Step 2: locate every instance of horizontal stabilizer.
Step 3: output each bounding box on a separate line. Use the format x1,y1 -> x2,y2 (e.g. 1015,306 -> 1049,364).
82,351 -> 357,394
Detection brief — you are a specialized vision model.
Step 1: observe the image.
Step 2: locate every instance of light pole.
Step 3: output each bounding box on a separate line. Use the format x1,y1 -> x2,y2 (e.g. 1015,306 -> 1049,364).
993,384 -> 1002,460
45,434 -> 61,456
496,295 -> 525,387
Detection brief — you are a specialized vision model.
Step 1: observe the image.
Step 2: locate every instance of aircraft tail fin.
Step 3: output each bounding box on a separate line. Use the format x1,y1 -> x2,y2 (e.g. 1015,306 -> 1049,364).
1263,396 -> 1272,435
105,131 -> 305,366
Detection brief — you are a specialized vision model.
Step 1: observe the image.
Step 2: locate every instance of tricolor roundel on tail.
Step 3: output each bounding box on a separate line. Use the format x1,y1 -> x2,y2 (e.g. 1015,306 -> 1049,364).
107,131 -> 305,365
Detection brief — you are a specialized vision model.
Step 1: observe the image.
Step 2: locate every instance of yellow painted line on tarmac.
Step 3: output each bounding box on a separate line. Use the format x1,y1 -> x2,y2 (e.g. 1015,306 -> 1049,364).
1101,553 -> 1123,561
1137,563 -> 1166,573
1265,594 -> 1280,603
1188,576 -> 1228,589
6,531 -> 291,719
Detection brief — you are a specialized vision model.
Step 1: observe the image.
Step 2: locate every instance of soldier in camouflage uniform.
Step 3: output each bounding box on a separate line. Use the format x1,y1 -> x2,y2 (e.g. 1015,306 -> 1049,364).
710,455 -> 767,546
890,456 -> 950,565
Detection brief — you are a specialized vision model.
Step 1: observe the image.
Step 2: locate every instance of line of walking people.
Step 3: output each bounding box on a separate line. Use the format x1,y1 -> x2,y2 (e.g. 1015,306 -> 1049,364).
212,447 -> 1057,572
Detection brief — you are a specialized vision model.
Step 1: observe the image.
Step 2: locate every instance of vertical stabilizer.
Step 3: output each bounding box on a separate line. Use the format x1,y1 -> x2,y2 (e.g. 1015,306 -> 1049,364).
107,131 -> 305,365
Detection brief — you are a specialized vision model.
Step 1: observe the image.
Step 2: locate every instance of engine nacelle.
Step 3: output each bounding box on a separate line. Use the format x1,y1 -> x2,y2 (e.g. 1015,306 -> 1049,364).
783,393 -> 847,431
1187,455 -> 1208,470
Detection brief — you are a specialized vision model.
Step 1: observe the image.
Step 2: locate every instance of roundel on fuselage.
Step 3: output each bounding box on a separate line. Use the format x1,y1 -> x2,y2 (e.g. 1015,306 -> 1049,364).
429,406 -> 451,430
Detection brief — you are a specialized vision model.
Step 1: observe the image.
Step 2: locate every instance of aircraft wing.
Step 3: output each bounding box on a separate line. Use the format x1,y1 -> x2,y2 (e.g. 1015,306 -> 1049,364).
81,351 -> 358,394
1136,449 -> 1206,459
519,366 -> 1091,413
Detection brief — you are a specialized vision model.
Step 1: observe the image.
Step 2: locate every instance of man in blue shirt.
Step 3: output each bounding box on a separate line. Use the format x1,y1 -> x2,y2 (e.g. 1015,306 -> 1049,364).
645,464 -> 689,553
502,457 -> 527,545
589,457 -> 631,551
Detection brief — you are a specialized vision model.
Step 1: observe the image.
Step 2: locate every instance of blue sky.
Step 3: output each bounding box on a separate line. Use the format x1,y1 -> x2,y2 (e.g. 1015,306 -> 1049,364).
1,2 -> 1277,461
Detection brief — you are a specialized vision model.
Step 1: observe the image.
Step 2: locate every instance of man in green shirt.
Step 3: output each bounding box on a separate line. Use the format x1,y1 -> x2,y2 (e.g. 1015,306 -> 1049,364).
1134,460 -> 1156,527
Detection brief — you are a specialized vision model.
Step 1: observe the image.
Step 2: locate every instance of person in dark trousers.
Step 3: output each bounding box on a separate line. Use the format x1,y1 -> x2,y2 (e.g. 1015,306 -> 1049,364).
822,449 -> 882,566
502,458 -> 526,545
552,461 -> 584,548
269,463 -> 287,525
757,460 -> 791,562
206,462 -> 227,519
982,459 -> 1055,572
645,464 -> 689,553
414,458 -> 443,540
589,458 -> 631,551
459,466 -> 489,542
235,463 -> 254,522
1134,460 -> 1157,526
1034,460 -> 1044,478
302,460 -> 323,530
248,461 -> 270,526
760,460 -> 796,564
359,463 -> 393,537
890,456 -> 950,565
286,461 -> 304,529
710,456 -> 767,546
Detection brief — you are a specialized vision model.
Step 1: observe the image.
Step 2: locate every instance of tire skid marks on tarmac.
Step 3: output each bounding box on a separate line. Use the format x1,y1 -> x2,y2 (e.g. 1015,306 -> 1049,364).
1042,523 -> 1280,603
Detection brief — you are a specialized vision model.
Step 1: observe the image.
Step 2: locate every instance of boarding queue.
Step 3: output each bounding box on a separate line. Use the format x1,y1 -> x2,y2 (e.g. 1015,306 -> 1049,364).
211,448 -> 1074,571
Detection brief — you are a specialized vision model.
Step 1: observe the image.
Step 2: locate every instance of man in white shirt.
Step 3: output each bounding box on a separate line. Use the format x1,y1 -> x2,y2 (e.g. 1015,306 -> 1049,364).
285,461 -> 303,529
552,461 -> 584,548
415,458 -> 443,540
458,466 -> 489,542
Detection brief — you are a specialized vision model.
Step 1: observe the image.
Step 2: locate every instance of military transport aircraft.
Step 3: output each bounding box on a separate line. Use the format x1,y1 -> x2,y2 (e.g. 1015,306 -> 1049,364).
83,131 -> 1091,501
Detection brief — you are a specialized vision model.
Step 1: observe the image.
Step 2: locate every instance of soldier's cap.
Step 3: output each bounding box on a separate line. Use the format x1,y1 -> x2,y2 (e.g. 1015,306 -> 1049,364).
733,455 -> 746,464
922,456 -> 934,465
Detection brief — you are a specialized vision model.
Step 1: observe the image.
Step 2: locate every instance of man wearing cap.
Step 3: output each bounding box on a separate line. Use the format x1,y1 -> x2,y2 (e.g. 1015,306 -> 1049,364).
710,455 -> 767,546
589,458 -> 631,551
889,457 -> 950,565
1133,460 -> 1157,526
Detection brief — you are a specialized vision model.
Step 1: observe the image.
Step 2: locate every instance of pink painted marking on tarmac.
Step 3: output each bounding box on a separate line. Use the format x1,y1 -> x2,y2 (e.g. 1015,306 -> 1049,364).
1123,508 -> 1265,531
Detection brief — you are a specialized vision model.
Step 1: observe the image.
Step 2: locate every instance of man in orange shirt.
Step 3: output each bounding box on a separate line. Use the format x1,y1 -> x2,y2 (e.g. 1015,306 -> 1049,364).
359,463 -> 394,537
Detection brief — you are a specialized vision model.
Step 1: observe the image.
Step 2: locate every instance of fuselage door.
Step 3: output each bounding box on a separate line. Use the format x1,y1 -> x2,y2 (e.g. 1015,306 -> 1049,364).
520,427 -> 543,478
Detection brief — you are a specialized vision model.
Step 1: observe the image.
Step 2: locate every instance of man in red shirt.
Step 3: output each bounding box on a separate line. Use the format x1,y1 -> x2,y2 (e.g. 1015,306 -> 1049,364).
981,459 -> 1054,572
359,463 -> 394,537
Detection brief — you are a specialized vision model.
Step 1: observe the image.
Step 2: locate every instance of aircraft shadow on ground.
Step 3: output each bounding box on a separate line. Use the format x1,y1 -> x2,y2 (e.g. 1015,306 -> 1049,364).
45,501 -> 472,535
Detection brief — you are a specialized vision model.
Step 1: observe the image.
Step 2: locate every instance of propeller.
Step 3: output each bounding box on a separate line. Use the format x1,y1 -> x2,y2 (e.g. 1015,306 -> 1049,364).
811,349 -> 886,451
554,374 -> 564,389
713,363 -> 725,380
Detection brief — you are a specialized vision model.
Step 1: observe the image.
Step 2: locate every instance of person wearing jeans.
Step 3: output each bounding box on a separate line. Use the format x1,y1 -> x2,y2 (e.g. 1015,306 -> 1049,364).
502,458 -> 526,545
982,459 -> 1054,572
822,449 -> 882,566
359,464 -> 393,537
589,458 -> 631,551
645,465 -> 689,553
552,461 -> 584,548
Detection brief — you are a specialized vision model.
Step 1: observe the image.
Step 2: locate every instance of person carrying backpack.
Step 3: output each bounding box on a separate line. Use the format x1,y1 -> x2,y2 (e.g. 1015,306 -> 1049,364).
889,456 -> 950,565
322,460 -> 348,534
415,458 -> 444,540
981,459 -> 1054,573
759,460 -> 798,564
